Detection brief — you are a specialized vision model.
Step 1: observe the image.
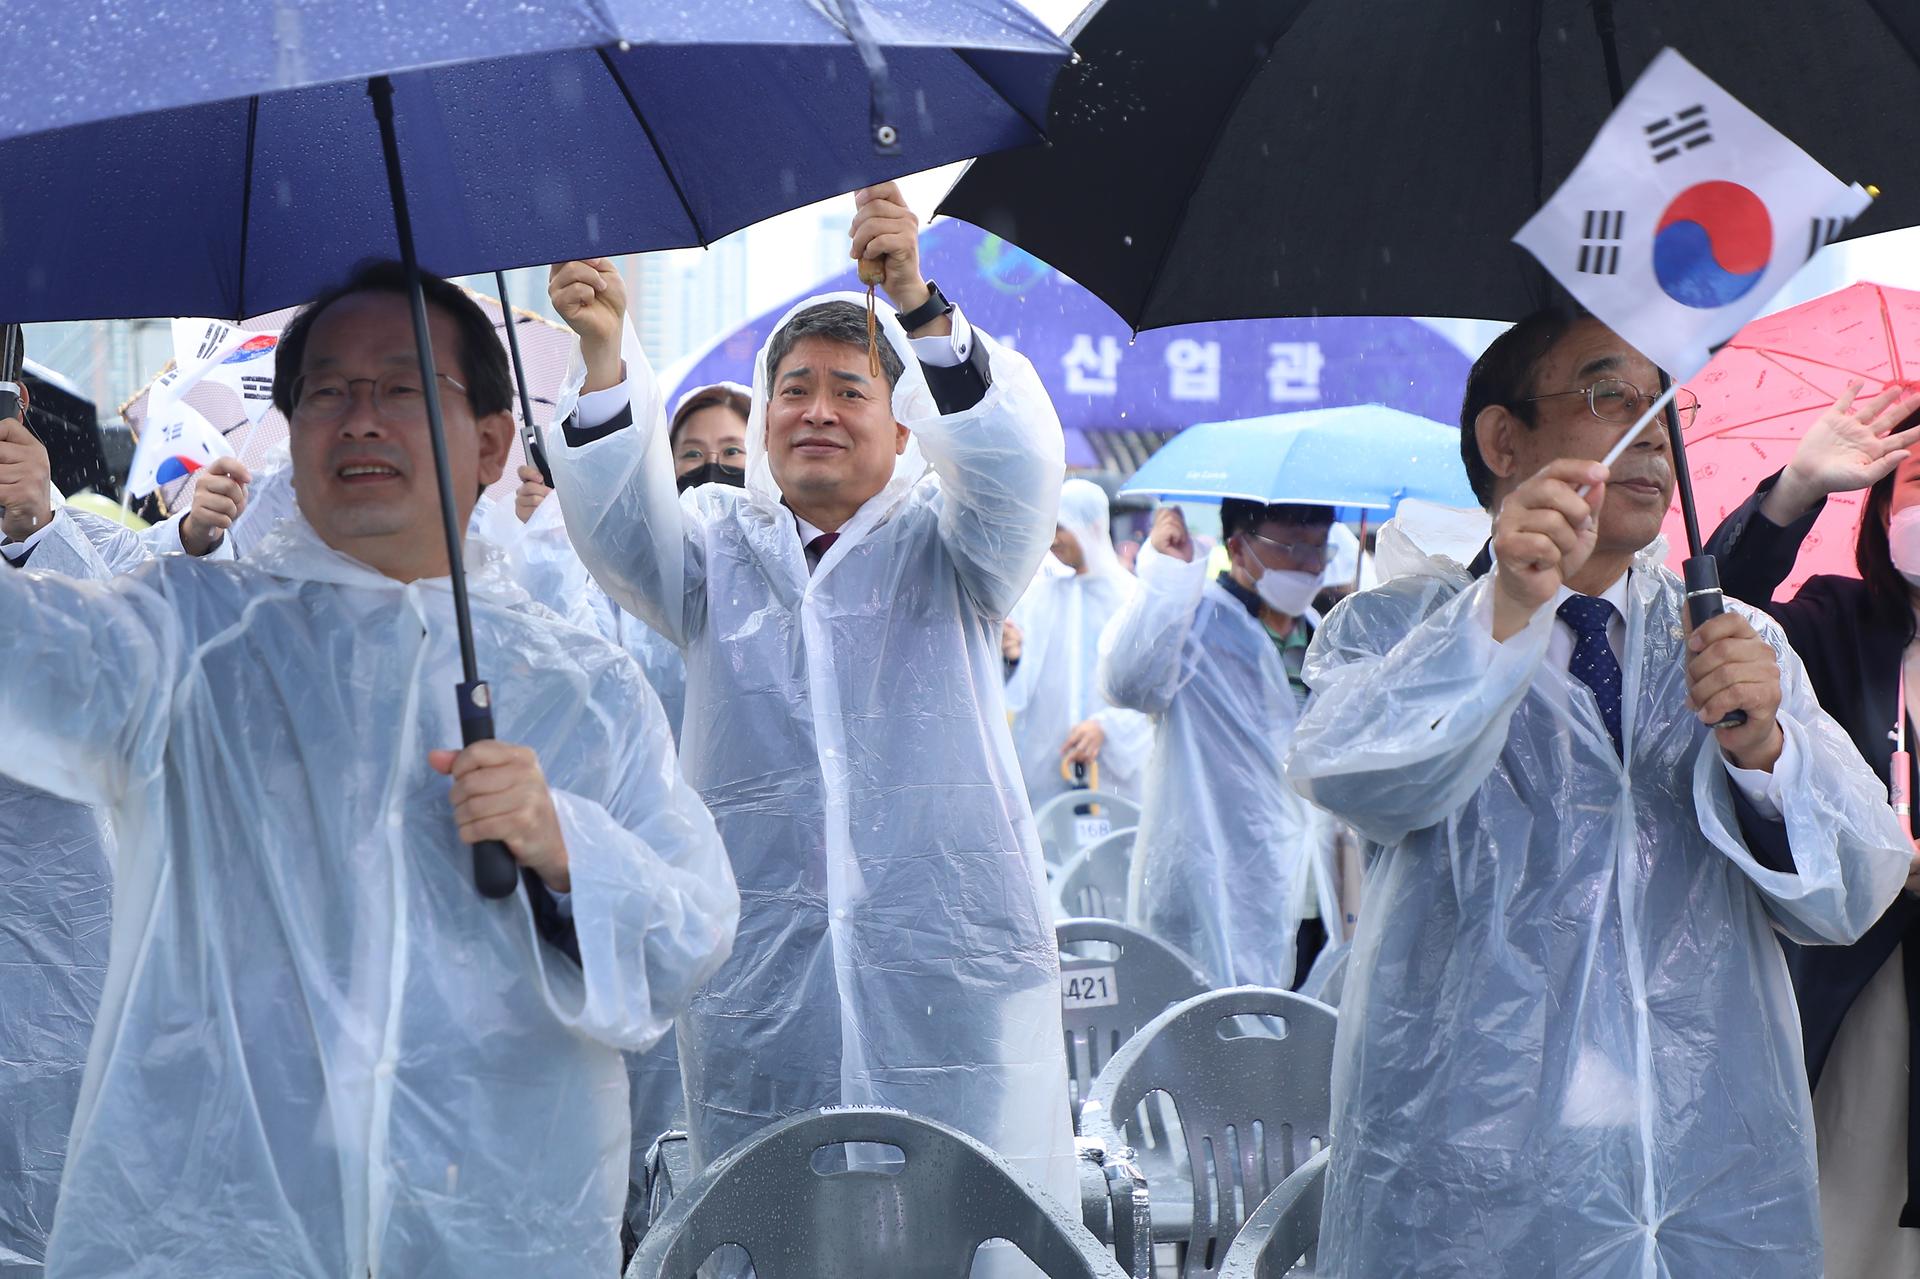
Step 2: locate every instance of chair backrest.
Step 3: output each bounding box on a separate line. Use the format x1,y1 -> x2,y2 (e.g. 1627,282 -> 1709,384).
627,1107 -> 1130,1279
1217,1147 -> 1330,1279
1080,987 -> 1337,1279
1296,943 -> 1349,1008
1057,918 -> 1213,1124
1034,790 -> 1144,868
1054,829 -> 1138,922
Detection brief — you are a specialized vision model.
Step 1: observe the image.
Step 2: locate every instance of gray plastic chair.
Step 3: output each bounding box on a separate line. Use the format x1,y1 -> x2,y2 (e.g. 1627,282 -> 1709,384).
1054,829 -> 1138,921
1295,945 -> 1348,1009
1080,988 -> 1337,1278
1057,918 -> 1213,1125
1034,789 -> 1144,868
1216,1147 -> 1329,1279
626,1106 -> 1130,1279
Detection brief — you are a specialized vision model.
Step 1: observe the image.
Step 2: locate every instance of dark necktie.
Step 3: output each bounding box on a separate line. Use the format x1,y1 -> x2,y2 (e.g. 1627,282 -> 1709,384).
805,531 -> 839,573
1558,594 -> 1623,755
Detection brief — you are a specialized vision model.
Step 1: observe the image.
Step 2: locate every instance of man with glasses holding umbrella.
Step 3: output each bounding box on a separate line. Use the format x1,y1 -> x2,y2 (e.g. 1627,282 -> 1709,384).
1285,306 -> 1910,1278
0,264 -> 739,1279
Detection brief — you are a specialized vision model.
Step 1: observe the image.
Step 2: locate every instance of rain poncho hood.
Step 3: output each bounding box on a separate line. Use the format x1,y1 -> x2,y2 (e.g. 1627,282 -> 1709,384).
0,510 -> 152,1274
1098,537 -> 1318,987
1285,536 -> 1910,1278
0,506 -> 737,1279
1005,479 -> 1151,805
546,293 -> 1077,1209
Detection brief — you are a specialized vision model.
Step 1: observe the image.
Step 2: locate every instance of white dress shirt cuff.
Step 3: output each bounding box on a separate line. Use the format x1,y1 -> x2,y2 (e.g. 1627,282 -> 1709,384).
907,304 -> 973,368
575,379 -> 635,433
1721,715 -> 1803,821
0,510 -> 59,561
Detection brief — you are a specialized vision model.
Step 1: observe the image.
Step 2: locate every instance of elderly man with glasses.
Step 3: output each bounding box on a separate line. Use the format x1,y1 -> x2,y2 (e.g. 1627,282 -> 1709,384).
1098,496 -> 1336,989
1283,305 -> 1910,1279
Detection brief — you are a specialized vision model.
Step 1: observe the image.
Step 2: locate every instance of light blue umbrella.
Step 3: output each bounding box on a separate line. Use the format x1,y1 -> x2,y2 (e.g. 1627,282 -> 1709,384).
1118,404 -> 1476,514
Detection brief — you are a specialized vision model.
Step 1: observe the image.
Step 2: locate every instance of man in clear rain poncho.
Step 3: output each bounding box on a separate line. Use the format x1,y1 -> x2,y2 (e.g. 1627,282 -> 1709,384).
542,181 -> 1078,1216
1098,498 -> 1331,989
0,341 -> 256,1276
1003,478 -> 1151,808
0,263 -> 738,1279
1286,306 -> 1912,1279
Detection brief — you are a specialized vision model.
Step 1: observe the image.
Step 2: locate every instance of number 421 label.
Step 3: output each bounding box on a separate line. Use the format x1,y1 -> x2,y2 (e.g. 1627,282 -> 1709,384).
1062,966 -> 1119,1009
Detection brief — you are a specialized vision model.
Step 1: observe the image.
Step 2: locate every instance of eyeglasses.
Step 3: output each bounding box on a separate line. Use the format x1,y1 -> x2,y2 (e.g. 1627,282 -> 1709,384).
1239,529 -> 1332,571
290,372 -> 468,426
1519,377 -> 1700,427
676,445 -> 747,465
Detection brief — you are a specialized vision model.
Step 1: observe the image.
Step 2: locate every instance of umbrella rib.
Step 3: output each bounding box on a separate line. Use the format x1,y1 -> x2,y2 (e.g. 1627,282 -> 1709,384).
1130,4 -> 1311,330
594,47 -> 709,248
235,95 -> 260,320
951,48 -> 1048,141
1881,286 -> 1908,383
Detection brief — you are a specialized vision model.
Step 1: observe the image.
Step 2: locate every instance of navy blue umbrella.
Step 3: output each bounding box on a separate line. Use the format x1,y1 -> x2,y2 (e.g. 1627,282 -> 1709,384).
0,0 -> 1069,896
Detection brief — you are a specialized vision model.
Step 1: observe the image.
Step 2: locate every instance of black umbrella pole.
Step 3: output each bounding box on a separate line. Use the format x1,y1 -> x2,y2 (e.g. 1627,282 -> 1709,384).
371,77 -> 520,899
493,271 -> 553,487
1659,371 -> 1748,730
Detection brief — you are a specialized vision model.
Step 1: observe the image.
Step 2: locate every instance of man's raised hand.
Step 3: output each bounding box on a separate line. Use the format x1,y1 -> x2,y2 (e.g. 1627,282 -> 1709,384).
548,258 -> 627,393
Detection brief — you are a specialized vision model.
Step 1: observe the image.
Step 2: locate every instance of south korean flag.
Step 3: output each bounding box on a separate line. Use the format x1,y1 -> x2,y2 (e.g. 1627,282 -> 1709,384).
1514,48 -> 1871,381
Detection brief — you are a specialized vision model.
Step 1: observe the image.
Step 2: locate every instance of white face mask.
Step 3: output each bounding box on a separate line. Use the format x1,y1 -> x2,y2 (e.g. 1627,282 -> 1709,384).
1889,506 -> 1920,586
1253,565 -> 1322,617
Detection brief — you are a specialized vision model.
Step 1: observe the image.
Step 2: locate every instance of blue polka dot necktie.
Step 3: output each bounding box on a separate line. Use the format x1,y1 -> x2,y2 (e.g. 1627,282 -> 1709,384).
1558,594 -> 1623,756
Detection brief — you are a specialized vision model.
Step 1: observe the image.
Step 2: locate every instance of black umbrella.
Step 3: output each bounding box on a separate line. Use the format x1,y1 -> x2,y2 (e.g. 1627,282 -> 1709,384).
0,2 -> 1070,897
944,1 -> 1917,729
940,0 -> 1920,328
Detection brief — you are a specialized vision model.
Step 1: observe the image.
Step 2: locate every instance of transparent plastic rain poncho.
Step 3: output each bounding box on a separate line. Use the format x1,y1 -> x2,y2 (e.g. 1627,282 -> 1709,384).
475,490 -> 689,1225
496,495 -> 688,741
0,510 -> 738,1279
1097,537 -> 1317,989
1004,479 -> 1151,807
546,295 -> 1078,1207
0,508 -> 151,1274
1285,529 -> 1911,1279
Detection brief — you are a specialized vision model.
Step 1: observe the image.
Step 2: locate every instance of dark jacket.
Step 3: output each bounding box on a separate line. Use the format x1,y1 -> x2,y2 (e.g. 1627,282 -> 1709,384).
1705,471 -> 1920,1227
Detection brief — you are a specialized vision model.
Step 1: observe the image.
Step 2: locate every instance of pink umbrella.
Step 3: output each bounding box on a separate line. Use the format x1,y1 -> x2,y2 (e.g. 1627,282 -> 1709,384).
119,288 -> 573,516
1660,281 -> 1920,600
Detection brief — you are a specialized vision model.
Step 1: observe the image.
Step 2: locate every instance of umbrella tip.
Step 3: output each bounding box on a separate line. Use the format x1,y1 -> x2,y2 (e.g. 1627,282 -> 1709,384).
1867,183 -> 1883,199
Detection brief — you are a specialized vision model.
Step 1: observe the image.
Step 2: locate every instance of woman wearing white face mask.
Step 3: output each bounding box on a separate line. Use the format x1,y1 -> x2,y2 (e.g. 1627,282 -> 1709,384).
1097,499 -> 1336,988
1704,379 -> 1920,1279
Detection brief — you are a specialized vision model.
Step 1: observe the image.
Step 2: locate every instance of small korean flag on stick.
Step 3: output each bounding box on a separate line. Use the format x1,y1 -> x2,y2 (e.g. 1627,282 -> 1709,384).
126,400 -> 234,500
1514,48 -> 1871,382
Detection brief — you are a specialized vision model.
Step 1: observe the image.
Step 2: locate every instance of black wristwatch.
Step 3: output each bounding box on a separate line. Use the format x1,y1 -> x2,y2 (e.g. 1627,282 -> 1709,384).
896,280 -> 955,333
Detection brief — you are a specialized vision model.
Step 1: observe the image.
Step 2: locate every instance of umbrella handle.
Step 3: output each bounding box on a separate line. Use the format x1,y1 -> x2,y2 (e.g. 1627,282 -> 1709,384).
1682,556 -> 1748,731
460,680 -> 524,899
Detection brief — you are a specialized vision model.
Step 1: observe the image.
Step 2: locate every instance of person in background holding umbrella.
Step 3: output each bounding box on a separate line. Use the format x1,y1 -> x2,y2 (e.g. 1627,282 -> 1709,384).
1100,497 -> 1332,989
542,181 -> 1078,1220
1702,380 -> 1920,1278
1003,478 -> 1152,807
0,264 -> 738,1279
1286,307 -> 1910,1278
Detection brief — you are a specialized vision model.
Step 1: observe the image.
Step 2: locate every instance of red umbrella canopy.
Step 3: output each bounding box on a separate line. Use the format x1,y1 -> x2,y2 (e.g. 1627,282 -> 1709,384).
1661,281 -> 1920,599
